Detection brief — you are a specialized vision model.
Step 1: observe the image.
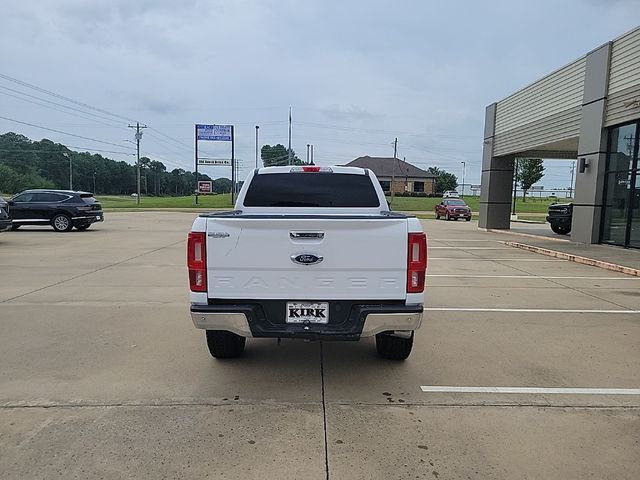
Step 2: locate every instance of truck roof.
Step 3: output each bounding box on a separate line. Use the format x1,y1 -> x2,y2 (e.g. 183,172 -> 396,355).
255,166 -> 368,175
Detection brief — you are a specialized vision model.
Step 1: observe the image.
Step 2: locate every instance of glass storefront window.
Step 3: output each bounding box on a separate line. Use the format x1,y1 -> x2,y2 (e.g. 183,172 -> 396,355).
630,174 -> 640,248
602,121 -> 639,248
602,170 -> 632,245
608,123 -> 637,172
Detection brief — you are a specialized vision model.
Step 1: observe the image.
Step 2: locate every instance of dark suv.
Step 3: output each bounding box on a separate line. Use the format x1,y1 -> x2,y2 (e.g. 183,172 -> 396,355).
0,198 -> 11,232
8,189 -> 104,232
547,203 -> 573,235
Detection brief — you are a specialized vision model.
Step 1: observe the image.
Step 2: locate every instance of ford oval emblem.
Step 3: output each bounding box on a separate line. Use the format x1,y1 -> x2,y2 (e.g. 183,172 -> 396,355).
291,253 -> 324,266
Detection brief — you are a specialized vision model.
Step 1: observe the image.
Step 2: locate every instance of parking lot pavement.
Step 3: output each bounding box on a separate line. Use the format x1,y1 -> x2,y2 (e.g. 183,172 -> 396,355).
1,213 -> 638,479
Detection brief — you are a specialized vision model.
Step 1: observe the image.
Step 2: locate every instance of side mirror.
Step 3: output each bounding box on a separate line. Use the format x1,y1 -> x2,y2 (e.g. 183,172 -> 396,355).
8,200 -> 15,206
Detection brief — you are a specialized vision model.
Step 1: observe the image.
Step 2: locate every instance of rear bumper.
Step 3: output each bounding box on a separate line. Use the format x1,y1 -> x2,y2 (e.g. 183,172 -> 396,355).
72,212 -> 104,225
190,302 -> 423,340
546,216 -> 571,227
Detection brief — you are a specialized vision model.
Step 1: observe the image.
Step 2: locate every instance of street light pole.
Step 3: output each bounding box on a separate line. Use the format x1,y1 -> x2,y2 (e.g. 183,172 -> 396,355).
306,144 -> 310,164
93,171 -> 96,193
460,161 -> 466,197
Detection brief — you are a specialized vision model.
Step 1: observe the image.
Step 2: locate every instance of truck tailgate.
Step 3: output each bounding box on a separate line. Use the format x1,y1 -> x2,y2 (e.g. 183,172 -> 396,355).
205,217 -> 408,300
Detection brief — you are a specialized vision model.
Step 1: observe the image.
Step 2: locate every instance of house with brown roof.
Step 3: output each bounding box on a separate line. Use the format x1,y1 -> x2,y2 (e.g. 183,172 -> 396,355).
345,156 -> 436,195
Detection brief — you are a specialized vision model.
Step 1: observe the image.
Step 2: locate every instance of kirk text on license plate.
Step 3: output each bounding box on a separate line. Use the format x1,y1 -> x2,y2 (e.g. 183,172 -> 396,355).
286,302 -> 329,324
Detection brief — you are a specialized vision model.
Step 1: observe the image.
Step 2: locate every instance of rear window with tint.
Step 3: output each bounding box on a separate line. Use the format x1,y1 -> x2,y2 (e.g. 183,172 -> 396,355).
243,173 -> 380,207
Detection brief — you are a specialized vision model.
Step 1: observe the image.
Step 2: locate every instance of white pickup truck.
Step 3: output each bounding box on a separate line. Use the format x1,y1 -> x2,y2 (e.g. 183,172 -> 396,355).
187,166 -> 427,360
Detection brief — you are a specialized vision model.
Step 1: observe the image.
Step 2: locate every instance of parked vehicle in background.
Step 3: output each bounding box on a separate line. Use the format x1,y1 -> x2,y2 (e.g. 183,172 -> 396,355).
8,190 -> 104,232
188,166 -> 427,360
442,190 -> 459,198
547,203 -> 573,235
435,198 -> 472,221
0,198 -> 11,232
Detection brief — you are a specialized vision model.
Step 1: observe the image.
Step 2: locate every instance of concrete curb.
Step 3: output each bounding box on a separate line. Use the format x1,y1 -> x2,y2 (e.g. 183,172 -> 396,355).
485,228 -> 570,243
501,241 -> 640,277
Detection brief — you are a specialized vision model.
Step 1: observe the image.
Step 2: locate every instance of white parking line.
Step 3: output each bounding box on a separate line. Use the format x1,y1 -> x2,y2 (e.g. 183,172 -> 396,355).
420,386 -> 640,395
423,307 -> 640,314
429,258 -> 562,261
429,274 -> 639,280
429,247 -> 506,250
429,239 -> 496,242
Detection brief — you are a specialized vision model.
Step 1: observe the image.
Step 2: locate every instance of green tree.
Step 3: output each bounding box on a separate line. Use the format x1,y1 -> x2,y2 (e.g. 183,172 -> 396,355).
427,167 -> 458,194
261,144 -> 303,166
0,132 -> 208,197
213,177 -> 232,193
171,168 -> 185,195
149,160 -> 166,195
516,158 -> 545,202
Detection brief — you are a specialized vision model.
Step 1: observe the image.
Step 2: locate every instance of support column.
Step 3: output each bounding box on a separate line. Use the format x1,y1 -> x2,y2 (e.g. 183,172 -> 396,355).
479,103 -> 515,229
572,42 -> 612,243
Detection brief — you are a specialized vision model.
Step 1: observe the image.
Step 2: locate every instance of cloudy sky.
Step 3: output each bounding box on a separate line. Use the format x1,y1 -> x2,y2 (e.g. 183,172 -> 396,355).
1,0 -> 639,189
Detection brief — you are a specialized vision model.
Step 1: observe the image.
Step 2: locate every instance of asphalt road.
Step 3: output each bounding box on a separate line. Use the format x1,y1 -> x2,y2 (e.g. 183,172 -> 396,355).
1,213 -> 638,479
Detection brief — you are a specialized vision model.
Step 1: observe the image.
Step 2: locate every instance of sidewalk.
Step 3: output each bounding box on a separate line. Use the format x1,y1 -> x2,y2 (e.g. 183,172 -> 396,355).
489,226 -> 640,276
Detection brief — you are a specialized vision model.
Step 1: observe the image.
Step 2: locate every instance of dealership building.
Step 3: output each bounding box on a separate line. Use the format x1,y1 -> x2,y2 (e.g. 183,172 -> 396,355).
480,26 -> 640,248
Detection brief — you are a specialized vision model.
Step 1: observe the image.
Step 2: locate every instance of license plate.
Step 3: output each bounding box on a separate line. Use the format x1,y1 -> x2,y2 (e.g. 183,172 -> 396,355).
286,302 -> 329,324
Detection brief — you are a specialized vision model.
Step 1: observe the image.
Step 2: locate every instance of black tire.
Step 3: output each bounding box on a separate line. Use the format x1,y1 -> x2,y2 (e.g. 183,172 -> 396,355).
465,217 -> 471,222
51,214 -> 73,232
206,330 -> 246,358
10,224 -> 20,231
435,213 -> 440,219
446,213 -> 451,221
375,332 -> 414,360
76,224 -> 91,231
551,224 -> 570,235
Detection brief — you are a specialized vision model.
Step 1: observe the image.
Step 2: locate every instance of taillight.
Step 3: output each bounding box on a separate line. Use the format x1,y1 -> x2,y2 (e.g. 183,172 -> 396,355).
407,232 -> 427,293
187,232 -> 207,292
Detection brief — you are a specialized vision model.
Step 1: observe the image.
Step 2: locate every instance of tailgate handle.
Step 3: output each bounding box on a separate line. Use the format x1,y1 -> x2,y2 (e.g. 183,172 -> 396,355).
290,231 -> 325,240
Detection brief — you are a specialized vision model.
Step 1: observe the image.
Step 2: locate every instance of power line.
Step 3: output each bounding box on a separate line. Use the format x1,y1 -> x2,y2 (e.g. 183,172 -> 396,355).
0,73 -> 136,123
0,115 -> 135,150
296,121 -> 476,139
0,146 -> 133,155
0,85 -> 128,128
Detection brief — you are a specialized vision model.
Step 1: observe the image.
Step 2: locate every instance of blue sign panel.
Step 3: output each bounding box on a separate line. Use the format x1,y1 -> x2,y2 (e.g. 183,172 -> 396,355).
196,124 -> 232,141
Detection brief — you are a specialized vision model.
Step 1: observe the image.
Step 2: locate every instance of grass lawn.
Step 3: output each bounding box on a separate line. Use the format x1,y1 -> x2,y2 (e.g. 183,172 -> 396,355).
96,194 -> 234,209
94,194 -> 564,215
387,195 -> 565,214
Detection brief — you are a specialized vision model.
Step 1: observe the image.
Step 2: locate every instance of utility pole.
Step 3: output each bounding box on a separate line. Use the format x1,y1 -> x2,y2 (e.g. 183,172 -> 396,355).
288,107 -> 292,165
255,125 -> 260,168
569,161 -> 575,199
128,122 -> 147,205
391,138 -> 398,202
63,153 -> 72,190
461,161 -> 466,197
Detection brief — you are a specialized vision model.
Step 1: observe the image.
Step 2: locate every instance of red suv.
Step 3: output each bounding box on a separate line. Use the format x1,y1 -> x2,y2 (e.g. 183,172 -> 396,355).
435,198 -> 472,221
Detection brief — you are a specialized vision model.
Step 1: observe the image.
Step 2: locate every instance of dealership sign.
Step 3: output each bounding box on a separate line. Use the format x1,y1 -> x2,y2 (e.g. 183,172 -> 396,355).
197,181 -> 213,194
197,158 -> 232,166
196,124 -> 232,141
